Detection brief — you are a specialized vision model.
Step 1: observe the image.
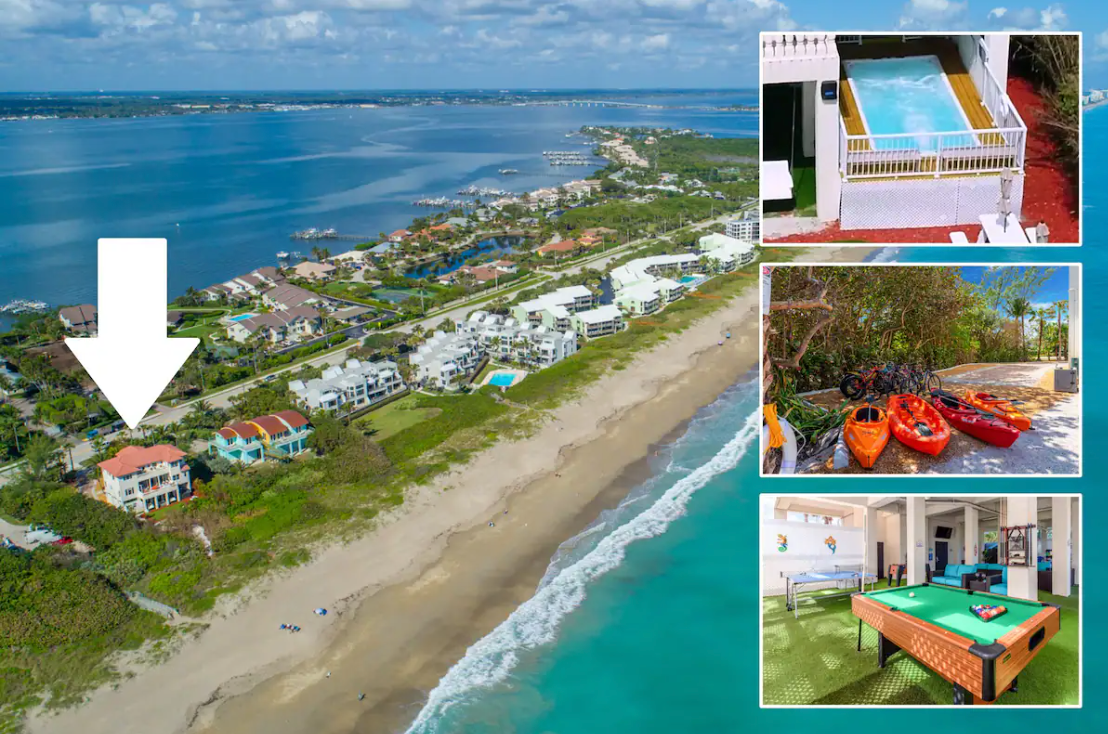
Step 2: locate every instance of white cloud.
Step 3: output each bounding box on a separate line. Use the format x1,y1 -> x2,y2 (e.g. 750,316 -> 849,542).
641,32 -> 669,51
897,0 -> 967,29
988,6 -> 1007,19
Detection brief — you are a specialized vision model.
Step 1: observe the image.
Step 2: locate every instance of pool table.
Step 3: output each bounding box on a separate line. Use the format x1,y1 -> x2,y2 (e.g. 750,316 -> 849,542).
852,583 -> 1060,704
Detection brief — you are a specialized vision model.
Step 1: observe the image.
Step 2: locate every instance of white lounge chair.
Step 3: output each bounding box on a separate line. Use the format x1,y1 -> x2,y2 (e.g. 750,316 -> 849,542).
949,231 -> 970,244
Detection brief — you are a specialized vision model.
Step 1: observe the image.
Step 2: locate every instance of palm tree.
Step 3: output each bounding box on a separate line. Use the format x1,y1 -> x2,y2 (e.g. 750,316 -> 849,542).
1034,308 -> 1050,362
1053,299 -> 1068,361
1006,296 -> 1032,360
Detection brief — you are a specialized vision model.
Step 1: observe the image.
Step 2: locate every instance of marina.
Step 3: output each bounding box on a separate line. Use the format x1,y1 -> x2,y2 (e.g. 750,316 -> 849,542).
457,185 -> 514,198
290,228 -> 339,240
411,197 -> 472,209
1,299 -> 49,315
543,150 -> 594,166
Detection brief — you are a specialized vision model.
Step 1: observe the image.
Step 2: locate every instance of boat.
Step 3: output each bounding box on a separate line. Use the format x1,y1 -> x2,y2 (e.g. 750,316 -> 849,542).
276,251 -> 290,259
963,391 -> 1032,431
930,389 -> 1020,448
499,168 -> 519,175
887,393 -> 951,456
843,405 -> 889,469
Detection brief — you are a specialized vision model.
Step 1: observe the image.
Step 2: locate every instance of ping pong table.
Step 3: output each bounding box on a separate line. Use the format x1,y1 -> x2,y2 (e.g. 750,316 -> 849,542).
785,567 -> 878,619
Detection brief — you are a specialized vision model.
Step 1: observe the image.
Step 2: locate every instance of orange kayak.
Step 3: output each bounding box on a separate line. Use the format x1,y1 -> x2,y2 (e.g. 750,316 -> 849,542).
963,391 -> 1032,431
844,405 -> 889,469
887,393 -> 951,456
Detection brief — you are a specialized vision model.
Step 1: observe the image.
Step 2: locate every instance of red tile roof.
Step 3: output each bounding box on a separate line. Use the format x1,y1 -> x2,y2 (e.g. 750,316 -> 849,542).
538,240 -> 577,254
98,444 -> 186,477
218,422 -> 260,440
273,410 -> 309,429
249,415 -> 289,436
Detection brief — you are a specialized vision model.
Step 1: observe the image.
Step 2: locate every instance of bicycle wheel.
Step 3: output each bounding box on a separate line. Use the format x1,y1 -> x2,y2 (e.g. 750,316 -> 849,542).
924,371 -> 942,393
840,374 -> 866,400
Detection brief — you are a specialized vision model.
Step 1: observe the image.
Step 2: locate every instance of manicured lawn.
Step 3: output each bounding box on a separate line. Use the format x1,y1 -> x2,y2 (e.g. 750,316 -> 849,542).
172,323 -> 223,341
353,395 -> 442,442
323,281 -> 378,299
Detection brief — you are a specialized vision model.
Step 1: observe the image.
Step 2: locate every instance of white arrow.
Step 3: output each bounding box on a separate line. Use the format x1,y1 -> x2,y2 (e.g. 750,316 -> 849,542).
66,238 -> 199,429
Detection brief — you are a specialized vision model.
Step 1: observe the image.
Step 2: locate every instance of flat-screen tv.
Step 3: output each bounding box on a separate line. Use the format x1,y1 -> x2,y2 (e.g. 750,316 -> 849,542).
936,526 -> 953,539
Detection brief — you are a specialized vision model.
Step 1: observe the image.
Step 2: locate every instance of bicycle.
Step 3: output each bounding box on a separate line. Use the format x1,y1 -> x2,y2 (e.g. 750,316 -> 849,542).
839,364 -> 893,400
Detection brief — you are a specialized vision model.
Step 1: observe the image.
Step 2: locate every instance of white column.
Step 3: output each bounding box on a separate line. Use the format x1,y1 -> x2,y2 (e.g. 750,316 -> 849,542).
1069,265 -> 1080,369
964,506 -> 980,566
1006,496 -> 1038,600
900,510 -> 908,563
1052,497 -> 1072,596
907,497 -> 927,585
815,80 -> 842,222
865,506 -> 878,578
801,81 -> 816,158
1072,497 -> 1081,585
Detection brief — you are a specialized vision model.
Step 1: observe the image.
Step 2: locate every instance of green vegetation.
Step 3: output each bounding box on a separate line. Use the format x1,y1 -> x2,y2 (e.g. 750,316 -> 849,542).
1010,35 -> 1080,185
352,395 -> 441,442
766,265 -> 1060,395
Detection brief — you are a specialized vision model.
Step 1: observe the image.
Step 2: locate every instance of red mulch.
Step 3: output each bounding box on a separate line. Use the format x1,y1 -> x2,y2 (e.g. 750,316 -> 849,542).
1006,75 -> 1079,243
765,75 -> 1079,245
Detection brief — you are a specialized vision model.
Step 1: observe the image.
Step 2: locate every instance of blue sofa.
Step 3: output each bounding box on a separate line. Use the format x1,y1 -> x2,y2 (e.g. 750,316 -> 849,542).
931,564 -> 978,588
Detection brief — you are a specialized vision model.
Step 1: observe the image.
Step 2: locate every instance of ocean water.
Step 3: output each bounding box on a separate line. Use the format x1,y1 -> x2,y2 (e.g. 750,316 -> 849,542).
0,91 -> 756,310
402,111 -> 1102,732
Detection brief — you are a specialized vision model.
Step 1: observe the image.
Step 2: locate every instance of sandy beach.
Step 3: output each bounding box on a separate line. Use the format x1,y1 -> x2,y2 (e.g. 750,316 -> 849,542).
29,246 -> 872,734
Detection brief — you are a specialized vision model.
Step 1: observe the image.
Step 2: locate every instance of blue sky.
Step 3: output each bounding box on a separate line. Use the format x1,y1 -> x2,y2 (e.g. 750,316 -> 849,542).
960,265 -> 1073,312
0,0 -> 1102,90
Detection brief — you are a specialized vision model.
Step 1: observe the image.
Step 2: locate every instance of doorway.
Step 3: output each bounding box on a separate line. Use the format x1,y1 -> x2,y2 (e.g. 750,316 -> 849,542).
761,82 -> 816,216
935,540 -> 949,572
877,542 -> 885,580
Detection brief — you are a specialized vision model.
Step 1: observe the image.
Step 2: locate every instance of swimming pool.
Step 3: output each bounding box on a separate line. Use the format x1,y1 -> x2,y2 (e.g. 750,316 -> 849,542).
845,56 -> 976,151
489,373 -> 515,387
679,275 -> 702,285
229,313 -> 257,322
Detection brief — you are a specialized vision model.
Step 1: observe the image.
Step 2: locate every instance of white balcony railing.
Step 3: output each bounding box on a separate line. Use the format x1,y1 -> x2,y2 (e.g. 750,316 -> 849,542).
761,33 -> 837,60
839,120 -> 1026,180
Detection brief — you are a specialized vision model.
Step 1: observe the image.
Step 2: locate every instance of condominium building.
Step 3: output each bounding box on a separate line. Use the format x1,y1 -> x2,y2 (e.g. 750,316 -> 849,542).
698,233 -> 757,269
458,312 -> 577,368
210,410 -> 313,465
725,213 -> 761,243
408,331 -> 484,389
98,445 -> 191,514
288,359 -> 405,414
571,305 -> 625,339
610,254 -> 701,291
512,285 -> 596,331
615,278 -> 685,316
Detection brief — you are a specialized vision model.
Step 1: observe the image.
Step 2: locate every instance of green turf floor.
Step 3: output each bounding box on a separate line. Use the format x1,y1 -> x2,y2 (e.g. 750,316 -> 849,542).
762,585 -> 1080,706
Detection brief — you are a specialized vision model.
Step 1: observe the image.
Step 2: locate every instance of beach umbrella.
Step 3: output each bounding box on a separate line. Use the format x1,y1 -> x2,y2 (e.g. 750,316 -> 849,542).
315,608 -> 328,616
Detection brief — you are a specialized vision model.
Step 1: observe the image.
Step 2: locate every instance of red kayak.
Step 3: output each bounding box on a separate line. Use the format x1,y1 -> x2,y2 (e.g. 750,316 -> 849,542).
930,390 -> 1020,448
887,393 -> 950,456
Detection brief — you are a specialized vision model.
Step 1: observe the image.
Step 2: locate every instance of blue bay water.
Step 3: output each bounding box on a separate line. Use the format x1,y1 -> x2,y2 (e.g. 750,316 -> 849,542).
402,111 -> 1102,732
0,91 -> 756,310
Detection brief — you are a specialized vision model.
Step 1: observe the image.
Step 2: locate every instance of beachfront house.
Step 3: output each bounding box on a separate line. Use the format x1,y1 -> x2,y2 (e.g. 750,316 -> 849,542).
210,410 -> 313,465
761,33 -> 1026,230
457,312 -> 577,368
288,359 -> 405,415
408,331 -> 484,390
58,304 -> 97,335
98,445 -> 192,514
571,305 -> 625,339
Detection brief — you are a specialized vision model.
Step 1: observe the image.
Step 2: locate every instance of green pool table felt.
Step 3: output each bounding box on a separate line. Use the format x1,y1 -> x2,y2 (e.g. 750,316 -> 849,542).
860,584 -> 1044,645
